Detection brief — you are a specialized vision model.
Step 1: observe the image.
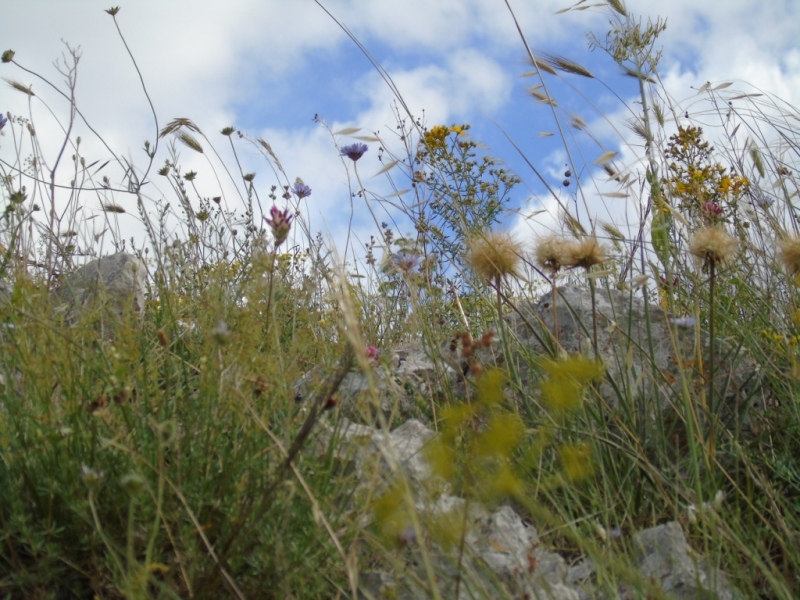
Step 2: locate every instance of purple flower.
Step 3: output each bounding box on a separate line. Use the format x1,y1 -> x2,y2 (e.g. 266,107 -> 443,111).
264,205 -> 293,247
755,195 -> 775,210
701,201 -> 724,218
292,181 -> 312,199
366,345 -> 379,360
340,143 -> 368,162
391,251 -> 422,275
0,114 -> 7,131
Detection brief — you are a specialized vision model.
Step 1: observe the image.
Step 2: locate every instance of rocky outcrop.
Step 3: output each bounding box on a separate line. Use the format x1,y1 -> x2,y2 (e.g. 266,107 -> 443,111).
52,253 -> 146,325
507,285 -> 771,433
293,342 -> 468,425
320,417 -> 743,599
295,284 -> 761,598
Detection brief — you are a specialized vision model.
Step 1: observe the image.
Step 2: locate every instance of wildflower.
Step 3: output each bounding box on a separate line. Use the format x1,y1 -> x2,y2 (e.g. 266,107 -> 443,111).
0,113 -> 7,131
701,201 -> 724,219
340,143 -> 368,162
119,473 -> 147,497
688,227 -> 737,266
755,195 -> 775,210
264,205 -> 293,247
535,236 -> 576,274
292,180 -> 312,199
212,320 -> 230,344
398,525 -> 418,546
565,237 -> 608,270
560,443 -> 594,481
390,251 -> 422,275
366,345 -> 379,360
670,317 -> 697,328
779,236 -> 800,276
467,230 -> 523,282
81,465 -> 104,489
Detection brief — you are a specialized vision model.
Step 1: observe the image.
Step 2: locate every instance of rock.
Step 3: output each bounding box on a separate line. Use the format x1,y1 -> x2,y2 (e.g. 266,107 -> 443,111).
53,253 -> 146,325
329,416 -> 743,600
293,286 -> 758,596
627,521 -> 744,600
294,342 -> 465,426
507,285 -> 771,433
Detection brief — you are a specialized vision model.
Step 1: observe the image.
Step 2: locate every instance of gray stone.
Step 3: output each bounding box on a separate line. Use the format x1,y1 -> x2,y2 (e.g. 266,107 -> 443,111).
53,253 -> 146,324
295,342 -> 464,425
506,285 -> 771,433
330,415 -> 743,600
628,521 -> 744,599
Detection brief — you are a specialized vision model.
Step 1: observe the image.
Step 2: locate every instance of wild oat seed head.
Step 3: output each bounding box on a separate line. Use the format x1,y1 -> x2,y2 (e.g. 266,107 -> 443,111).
467,230 -> 523,281
688,227 -> 737,266
535,236 -> 576,273
778,236 -> 800,276
566,237 -> 608,270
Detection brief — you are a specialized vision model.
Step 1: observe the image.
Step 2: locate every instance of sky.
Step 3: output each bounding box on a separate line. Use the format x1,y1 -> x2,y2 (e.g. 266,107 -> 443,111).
2,0 -> 799,272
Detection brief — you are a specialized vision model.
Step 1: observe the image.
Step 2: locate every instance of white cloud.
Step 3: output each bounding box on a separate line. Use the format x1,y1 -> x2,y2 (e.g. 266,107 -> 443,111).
1,0 -> 797,272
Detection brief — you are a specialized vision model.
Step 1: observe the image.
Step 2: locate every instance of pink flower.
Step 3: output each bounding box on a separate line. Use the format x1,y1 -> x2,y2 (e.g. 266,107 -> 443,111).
264,205 -> 293,247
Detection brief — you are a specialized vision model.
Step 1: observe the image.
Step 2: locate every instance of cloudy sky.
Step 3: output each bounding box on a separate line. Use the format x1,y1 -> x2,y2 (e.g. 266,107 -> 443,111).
2,0 -> 799,268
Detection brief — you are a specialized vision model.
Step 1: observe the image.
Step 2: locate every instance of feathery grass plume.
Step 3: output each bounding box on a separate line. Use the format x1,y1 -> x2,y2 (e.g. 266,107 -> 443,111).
535,235 -> 576,274
688,226 -> 738,266
541,52 -> 595,78
566,237 -> 608,270
466,230 -> 523,282
606,0 -> 627,17
4,79 -> 35,96
530,89 -> 558,106
176,131 -> 203,153
526,55 -> 557,76
779,237 -> 800,277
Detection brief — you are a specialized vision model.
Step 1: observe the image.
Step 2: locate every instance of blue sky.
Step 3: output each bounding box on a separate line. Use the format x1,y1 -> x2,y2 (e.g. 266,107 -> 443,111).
3,0 -> 799,268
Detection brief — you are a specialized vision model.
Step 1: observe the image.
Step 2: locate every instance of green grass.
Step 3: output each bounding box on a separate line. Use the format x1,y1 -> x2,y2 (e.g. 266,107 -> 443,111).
2,1 -> 800,598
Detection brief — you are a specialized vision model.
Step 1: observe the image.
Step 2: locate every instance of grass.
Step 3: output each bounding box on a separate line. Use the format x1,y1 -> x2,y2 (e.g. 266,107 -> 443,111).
2,1 -> 800,598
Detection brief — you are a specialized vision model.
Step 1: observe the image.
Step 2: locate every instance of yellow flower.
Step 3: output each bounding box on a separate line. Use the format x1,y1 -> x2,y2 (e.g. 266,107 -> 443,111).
560,443 -> 594,481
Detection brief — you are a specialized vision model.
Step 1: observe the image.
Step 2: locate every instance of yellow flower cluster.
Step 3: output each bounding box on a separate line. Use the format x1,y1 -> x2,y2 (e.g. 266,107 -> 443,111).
421,124 -> 468,152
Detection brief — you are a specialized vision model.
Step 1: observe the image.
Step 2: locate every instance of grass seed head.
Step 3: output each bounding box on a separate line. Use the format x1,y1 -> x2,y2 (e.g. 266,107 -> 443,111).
689,227 -> 737,266
779,236 -> 800,276
566,237 -> 608,270
535,235 -> 576,273
467,230 -> 523,282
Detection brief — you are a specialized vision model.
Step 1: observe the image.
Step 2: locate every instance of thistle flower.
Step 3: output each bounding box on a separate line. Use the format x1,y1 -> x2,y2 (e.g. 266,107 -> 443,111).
535,236 -> 576,273
688,227 -> 737,266
390,251 -> 423,275
701,201 -> 724,220
264,205 -> 293,247
467,230 -> 523,282
340,143 -> 368,162
779,236 -> 800,276
565,237 -> 608,270
292,180 -> 312,199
